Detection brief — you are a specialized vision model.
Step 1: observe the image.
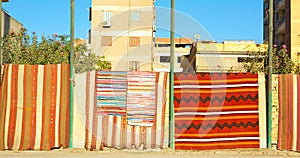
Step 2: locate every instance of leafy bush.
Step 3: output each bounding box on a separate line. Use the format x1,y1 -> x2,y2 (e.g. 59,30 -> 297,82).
74,52 -> 111,74
240,44 -> 298,74
0,29 -> 111,73
241,49 -> 267,74
1,28 -> 69,64
272,45 -> 295,74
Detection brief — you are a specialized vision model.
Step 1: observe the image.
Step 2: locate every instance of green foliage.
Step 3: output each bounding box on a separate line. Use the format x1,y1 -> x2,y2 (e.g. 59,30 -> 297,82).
1,29 -> 69,64
96,56 -> 112,71
73,53 -> 111,74
242,50 -> 267,74
272,46 -> 295,74
1,29 -> 111,73
241,44 -> 298,74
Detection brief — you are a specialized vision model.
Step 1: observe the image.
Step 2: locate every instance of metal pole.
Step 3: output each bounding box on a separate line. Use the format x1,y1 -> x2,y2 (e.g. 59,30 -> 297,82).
267,0 -> 273,149
69,0 -> 74,148
169,0 -> 175,149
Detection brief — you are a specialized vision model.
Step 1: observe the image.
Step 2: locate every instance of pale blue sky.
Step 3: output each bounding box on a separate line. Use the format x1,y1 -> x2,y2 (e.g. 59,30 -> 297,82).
2,0 -> 263,43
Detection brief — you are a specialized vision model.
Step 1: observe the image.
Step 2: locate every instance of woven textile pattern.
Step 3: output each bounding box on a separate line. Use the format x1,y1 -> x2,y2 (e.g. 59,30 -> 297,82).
126,72 -> 157,126
85,71 -> 169,150
0,64 -> 70,150
96,71 -> 127,115
278,75 -> 300,151
174,73 -> 260,150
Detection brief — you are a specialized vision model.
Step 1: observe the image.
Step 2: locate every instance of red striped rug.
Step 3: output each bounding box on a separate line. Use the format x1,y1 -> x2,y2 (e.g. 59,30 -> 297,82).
174,72 -> 260,150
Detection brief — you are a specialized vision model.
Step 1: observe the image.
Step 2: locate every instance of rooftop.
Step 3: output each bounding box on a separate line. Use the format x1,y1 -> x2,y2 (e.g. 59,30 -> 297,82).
155,38 -> 194,44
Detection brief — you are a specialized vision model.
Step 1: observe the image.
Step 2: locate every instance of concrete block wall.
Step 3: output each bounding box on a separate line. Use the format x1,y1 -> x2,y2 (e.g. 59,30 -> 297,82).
271,75 -> 279,148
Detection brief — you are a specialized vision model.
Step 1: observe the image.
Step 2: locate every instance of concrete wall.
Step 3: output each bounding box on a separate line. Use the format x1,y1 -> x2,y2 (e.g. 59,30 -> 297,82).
272,75 -> 279,149
73,73 -> 90,148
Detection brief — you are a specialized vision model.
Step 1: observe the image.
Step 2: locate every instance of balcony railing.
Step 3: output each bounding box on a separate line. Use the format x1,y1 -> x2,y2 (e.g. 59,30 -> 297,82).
264,14 -> 269,23
276,0 -> 286,11
275,19 -> 286,34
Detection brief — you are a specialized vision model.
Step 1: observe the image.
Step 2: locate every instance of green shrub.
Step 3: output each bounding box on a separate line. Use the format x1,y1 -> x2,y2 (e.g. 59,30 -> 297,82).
0,29 -> 111,73
1,29 -> 69,64
241,44 -> 298,74
74,52 -> 111,74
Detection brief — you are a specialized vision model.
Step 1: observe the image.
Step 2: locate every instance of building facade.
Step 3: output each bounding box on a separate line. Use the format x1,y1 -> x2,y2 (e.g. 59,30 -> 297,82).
1,8 -> 23,80
263,0 -> 300,62
90,0 -> 155,71
153,37 -> 193,72
183,40 -> 268,72
1,9 -> 23,37
154,39 -> 267,73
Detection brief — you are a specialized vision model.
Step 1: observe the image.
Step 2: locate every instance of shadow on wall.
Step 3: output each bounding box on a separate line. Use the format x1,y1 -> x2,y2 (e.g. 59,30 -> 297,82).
3,10 -> 11,36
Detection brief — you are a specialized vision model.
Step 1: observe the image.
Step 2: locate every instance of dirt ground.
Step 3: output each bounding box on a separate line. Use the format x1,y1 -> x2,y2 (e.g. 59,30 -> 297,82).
1,148 -> 300,158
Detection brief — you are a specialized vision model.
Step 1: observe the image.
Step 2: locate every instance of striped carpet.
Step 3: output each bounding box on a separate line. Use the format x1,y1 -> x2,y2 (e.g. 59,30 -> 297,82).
0,64 -> 70,150
126,72 -> 157,126
85,71 -> 169,150
174,72 -> 260,150
96,71 -> 127,115
278,74 -> 300,151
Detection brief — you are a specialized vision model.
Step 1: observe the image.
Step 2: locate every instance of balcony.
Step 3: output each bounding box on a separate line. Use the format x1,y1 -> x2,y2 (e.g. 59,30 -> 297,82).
263,1 -> 269,22
276,0 -> 286,12
275,19 -> 286,34
264,14 -> 269,23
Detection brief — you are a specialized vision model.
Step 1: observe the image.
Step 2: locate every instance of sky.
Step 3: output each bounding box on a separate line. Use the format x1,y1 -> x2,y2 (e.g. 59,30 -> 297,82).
2,0 -> 263,43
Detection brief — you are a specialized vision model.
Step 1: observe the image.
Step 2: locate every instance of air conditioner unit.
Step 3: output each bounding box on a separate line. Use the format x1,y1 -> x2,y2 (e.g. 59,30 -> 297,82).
102,21 -> 112,27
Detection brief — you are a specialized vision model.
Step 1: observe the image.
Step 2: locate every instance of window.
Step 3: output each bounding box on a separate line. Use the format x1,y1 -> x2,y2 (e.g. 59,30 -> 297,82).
238,57 -> 263,63
160,56 -> 170,63
101,36 -> 112,46
130,11 -> 141,22
238,57 -> 247,63
89,7 -> 92,21
88,30 -> 91,44
177,56 -> 182,63
264,2 -> 269,10
129,37 -> 140,47
102,11 -> 112,22
160,56 -> 182,63
129,61 -> 140,71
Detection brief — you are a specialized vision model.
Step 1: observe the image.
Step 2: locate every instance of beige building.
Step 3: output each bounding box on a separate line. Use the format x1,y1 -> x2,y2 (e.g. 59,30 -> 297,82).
182,40 -> 268,72
263,0 -> 300,62
90,0 -> 155,71
1,9 -> 23,37
153,39 -> 267,73
153,37 -> 193,72
1,8 -> 23,79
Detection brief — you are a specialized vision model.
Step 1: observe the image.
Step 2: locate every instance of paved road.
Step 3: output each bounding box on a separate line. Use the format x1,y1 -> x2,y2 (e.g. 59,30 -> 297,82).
1,148 -> 300,158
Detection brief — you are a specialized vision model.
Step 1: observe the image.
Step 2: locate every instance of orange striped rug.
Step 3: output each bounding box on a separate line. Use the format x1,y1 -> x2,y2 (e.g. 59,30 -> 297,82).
0,64 -> 70,150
